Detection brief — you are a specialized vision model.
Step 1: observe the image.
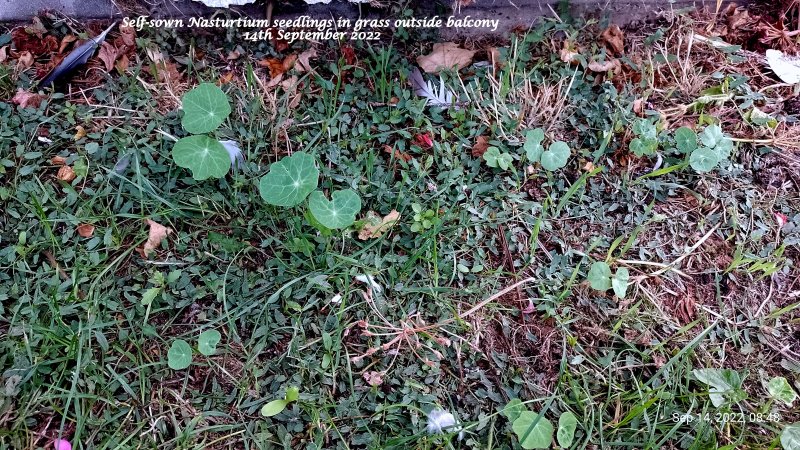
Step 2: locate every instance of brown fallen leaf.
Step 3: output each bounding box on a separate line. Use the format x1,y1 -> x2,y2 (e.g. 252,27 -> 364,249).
17,51 -> 34,70
51,156 -> 67,166
138,219 -> 172,257
57,165 -> 76,182
115,54 -> 130,74
259,54 -> 298,79
97,42 -> 118,72
11,27 -> 57,55
363,371 -> 384,387
417,42 -> 476,74
588,58 -> 620,73
0,46 -> 8,63
295,47 -> 317,73
117,25 -> 136,47
559,41 -> 580,65
382,145 -> 412,162
59,35 -> 77,53
76,223 -> 95,237
11,89 -> 46,108
471,135 -> 490,157
601,25 -> 625,56
74,125 -> 86,141
219,71 -> 234,84
358,210 -> 401,240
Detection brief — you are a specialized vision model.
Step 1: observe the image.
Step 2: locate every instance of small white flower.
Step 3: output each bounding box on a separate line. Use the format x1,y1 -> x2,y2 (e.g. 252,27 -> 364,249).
426,408 -> 463,439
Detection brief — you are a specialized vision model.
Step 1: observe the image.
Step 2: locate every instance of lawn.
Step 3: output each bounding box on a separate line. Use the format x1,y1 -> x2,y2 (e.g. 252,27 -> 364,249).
1,4 -> 799,449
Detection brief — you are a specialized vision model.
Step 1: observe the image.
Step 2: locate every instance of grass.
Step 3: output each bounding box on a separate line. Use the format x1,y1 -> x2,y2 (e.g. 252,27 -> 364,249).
1,6 -> 799,450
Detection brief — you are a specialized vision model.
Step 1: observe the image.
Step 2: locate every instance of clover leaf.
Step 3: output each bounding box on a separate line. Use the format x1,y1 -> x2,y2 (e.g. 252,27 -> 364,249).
588,261 -> 612,291
783,424 -> 800,450
172,136 -> 231,180
181,83 -> 231,134
259,152 -> 319,207
198,329 -> 222,356
540,141 -> 570,171
512,411 -> 554,449
524,128 -> 545,162
674,127 -> 697,154
167,339 -> 192,370
308,189 -> 362,229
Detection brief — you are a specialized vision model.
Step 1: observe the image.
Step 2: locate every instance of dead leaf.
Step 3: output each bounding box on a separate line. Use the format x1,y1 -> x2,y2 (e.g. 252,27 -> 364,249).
341,44 -> 356,66
73,125 -> 86,141
363,371 -> 384,387
415,133 -> 434,149
280,75 -> 299,90
76,223 -> 95,237
59,35 -> 77,53
633,98 -> 644,115
115,54 -> 130,74
57,165 -> 76,182
559,41 -> 580,65
295,47 -> 317,73
417,42 -> 476,74
588,58 -> 620,73
359,210 -> 401,240
117,25 -> 136,47
583,161 -> 596,172
226,49 -> 241,60
471,135 -> 490,157
219,71 -> 234,84
382,145 -> 412,162
259,54 -> 297,79
138,219 -> 172,257
11,89 -> 46,108
487,46 -> 504,72
97,42 -> 118,72
0,46 -> 8,63
601,25 -> 625,56
11,27 -> 57,55
17,51 -> 34,70
51,156 -> 67,166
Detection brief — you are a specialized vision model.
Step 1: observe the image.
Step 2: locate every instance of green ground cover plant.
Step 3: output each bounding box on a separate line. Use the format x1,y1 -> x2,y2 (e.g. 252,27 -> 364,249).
0,5 -> 799,450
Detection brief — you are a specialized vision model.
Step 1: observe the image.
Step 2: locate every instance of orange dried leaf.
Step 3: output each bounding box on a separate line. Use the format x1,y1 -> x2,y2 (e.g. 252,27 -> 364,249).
358,210 -> 401,240
74,125 -> 87,141
97,42 -> 118,72
51,156 -> 67,166
601,25 -> 625,56
57,166 -> 76,182
417,42 -> 476,74
59,35 -> 77,53
383,145 -> 412,162
139,219 -> 172,257
471,135 -> 490,157
76,223 -> 95,237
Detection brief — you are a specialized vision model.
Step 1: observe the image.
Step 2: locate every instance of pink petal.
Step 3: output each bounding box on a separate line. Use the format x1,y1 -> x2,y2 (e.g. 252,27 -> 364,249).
775,212 -> 789,229
54,439 -> 72,450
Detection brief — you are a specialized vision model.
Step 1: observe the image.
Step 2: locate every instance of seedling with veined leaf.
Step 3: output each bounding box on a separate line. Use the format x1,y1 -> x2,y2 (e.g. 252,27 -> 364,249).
629,118 -> 659,157
261,386 -> 300,417
483,146 -> 513,170
523,128 -> 571,171
503,399 -> 578,449
166,329 -> 224,370
172,83 -> 234,180
688,124 -> 734,172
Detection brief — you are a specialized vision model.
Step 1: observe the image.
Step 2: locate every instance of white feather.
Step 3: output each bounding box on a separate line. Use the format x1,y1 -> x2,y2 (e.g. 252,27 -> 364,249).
766,49 -> 800,84
410,67 -> 455,108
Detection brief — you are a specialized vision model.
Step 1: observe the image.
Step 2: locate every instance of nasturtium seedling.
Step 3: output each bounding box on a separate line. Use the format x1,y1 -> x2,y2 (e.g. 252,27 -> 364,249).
512,411 -> 554,449
540,141 -> 570,171
172,135 -> 231,180
783,424 -> 800,450
483,146 -> 513,170
629,119 -> 658,157
181,83 -> 231,134
693,368 -> 746,407
259,152 -> 319,207
612,267 -> 630,298
524,128 -> 545,162
167,339 -> 192,370
690,124 -> 733,172
308,189 -> 362,229
674,127 -> 698,154
197,329 -> 222,356
689,146 -> 722,173
502,398 -> 525,422
557,411 -> 578,448
261,386 -> 301,417
587,261 -> 612,291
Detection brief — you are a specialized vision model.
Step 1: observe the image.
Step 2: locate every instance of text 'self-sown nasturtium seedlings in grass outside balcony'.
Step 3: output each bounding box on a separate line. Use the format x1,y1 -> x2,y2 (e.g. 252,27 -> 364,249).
172,83 -> 233,180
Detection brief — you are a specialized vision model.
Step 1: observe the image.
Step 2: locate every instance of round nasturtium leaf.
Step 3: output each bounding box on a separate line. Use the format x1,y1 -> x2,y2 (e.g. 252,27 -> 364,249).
689,146 -> 721,173
167,339 -> 193,370
612,267 -> 630,299
767,376 -> 797,406
258,152 -> 319,207
557,411 -> 578,448
782,423 -> 800,450
181,83 -> 231,134
674,127 -> 698,154
197,329 -> 222,356
172,135 -> 231,180
540,141 -> 570,171
308,189 -> 362,229
512,411 -> 554,450
588,261 -> 612,291
524,128 -> 545,162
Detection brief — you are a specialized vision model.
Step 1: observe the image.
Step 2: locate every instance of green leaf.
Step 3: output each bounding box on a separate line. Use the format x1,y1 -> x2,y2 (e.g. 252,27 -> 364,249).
140,287 -> 161,306
258,152 -> 319,207
674,127 -> 697,154
689,146 -> 721,172
540,141 -> 570,171
483,147 -> 501,167
693,368 -> 745,407
285,386 -> 300,402
699,124 -> 726,148
633,119 -> 657,140
172,136 -> 231,180
524,128 -> 545,162
588,261 -> 612,291
181,83 -> 231,134
502,398 -> 525,422
629,137 -> 657,157
767,377 -> 797,406
611,267 -> 630,298
260,399 -> 289,417
308,189 -> 362,229
197,329 -> 222,356
512,411 -> 554,449
556,411 -> 578,448
782,424 -> 800,450
497,152 -> 513,170
167,339 -> 192,370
